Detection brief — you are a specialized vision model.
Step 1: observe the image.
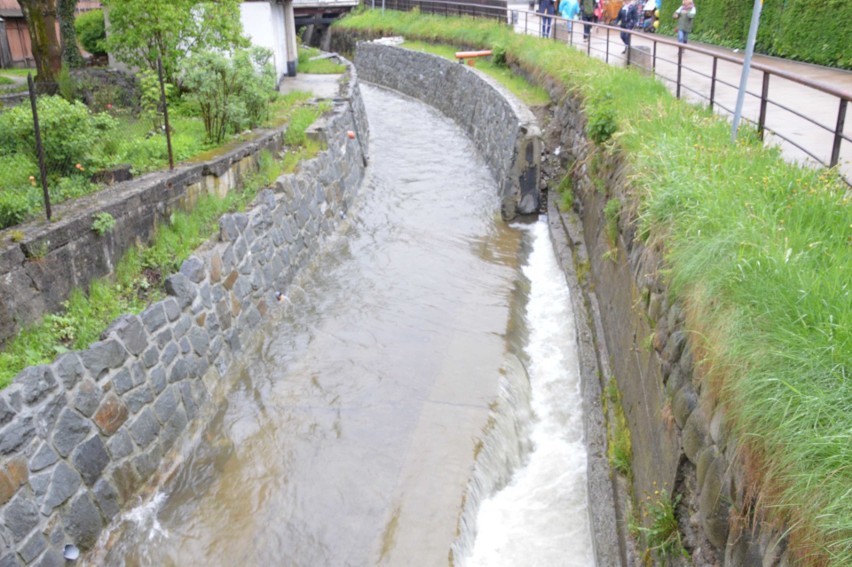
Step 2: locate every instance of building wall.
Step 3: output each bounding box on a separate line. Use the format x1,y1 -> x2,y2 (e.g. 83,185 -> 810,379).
240,1 -> 289,85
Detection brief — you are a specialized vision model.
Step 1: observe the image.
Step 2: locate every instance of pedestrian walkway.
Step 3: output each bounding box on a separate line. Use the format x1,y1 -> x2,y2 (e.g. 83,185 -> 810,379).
508,3 -> 852,182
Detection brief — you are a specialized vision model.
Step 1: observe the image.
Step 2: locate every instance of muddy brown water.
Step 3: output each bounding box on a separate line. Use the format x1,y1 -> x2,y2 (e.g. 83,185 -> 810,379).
87,84 -> 593,567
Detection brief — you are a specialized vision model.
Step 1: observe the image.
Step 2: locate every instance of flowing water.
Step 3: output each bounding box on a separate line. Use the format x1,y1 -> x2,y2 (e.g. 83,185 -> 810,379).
88,84 -> 593,567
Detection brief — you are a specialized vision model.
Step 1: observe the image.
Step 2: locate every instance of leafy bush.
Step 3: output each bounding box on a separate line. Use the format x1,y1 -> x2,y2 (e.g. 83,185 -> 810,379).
0,96 -> 117,176
181,47 -> 276,144
659,0 -> 851,69
75,9 -> 107,56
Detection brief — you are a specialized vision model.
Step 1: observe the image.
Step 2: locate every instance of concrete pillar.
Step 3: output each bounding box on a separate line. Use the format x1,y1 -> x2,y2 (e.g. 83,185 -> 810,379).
283,0 -> 298,76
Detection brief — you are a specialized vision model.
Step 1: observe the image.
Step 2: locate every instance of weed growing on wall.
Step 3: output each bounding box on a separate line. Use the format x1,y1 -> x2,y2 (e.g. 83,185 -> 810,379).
637,485 -> 688,563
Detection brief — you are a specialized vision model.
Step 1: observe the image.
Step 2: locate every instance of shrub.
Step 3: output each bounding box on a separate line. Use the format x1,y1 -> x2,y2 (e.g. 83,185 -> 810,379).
91,212 -> 115,235
181,47 -> 276,144
0,96 -> 116,176
75,9 -> 107,56
0,190 -> 31,229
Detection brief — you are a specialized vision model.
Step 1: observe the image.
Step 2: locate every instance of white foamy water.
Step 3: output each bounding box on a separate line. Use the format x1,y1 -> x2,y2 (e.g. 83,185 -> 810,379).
464,218 -> 595,567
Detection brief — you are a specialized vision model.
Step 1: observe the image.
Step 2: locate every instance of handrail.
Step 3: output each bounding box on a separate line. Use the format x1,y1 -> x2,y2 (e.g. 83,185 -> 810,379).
365,2 -> 852,185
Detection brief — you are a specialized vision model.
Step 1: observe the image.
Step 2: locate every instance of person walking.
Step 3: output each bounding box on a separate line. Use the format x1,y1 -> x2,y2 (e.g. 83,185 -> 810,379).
539,0 -> 556,38
581,0 -> 596,40
615,0 -> 639,53
559,0 -> 580,36
673,0 -> 696,44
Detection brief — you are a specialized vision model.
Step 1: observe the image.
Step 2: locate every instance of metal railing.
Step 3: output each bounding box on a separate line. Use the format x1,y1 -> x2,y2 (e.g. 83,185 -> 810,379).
364,2 -> 852,185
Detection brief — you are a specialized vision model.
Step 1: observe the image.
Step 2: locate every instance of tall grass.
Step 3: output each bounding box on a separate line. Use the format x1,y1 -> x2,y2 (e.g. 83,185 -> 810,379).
336,10 -> 851,565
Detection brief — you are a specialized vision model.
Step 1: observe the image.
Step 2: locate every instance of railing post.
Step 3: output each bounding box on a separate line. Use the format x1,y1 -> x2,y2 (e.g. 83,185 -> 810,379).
710,57 -> 718,111
587,27 -> 591,55
676,46 -> 683,99
652,40 -> 657,75
831,99 -> 847,168
27,74 -> 51,221
605,28 -> 610,63
758,71 -> 770,140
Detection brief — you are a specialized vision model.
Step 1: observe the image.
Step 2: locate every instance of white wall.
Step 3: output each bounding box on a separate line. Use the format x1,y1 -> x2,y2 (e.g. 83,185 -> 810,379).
240,1 -> 289,84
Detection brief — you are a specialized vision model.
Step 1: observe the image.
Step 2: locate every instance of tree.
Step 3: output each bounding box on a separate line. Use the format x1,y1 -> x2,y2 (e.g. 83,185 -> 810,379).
58,0 -> 84,68
102,0 -> 247,84
16,0 -> 62,86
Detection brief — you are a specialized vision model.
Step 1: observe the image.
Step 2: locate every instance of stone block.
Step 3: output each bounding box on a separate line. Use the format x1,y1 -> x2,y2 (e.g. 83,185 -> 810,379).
123,385 -> 154,415
700,452 -> 731,549
682,406 -> 711,465
61,492 -> 102,550
179,337 -> 191,355
132,444 -> 162,482
159,406 -> 188,455
141,346 -> 159,369
74,380 -> 102,418
128,409 -> 160,449
111,368 -> 134,396
150,368 -> 167,396
34,392 -> 66,438
169,359 -> 190,384
672,383 -> 697,429
163,297 -> 181,322
18,532 -> 46,564
161,342 -> 179,368
173,314 -> 191,339
165,273 -> 197,309
180,256 -> 206,283
156,329 -> 173,349
103,314 -> 148,357
52,408 -> 91,458
111,461 -> 139,504
52,358 -> 85,396
105,429 -> 133,460
80,340 -> 128,380
41,460 -> 81,514
29,443 -> 60,473
141,304 -> 167,334
71,436 -> 110,487
219,215 -> 240,242
18,366 -> 58,406
0,396 -> 15,427
153,387 -> 179,425
92,478 -> 120,522
93,393 -> 129,436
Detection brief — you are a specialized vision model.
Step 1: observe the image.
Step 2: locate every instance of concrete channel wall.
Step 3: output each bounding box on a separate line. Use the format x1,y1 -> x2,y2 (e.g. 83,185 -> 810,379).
0,62 -> 369,565
548,86 -> 792,566
354,42 -> 542,219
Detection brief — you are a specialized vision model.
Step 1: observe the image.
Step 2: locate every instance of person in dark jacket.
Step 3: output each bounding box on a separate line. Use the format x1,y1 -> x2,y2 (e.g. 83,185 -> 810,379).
615,0 -> 639,53
581,0 -> 596,40
538,0 -> 556,38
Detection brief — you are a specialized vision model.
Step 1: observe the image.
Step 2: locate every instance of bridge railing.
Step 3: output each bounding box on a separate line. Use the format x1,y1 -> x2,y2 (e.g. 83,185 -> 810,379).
363,2 -> 852,186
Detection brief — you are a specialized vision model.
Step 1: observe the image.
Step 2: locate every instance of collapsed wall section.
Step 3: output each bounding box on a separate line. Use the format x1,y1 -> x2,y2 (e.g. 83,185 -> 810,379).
0,64 -> 369,566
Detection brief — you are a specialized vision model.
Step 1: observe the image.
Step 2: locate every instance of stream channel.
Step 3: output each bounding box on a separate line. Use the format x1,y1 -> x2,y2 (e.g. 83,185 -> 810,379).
86,84 -> 595,567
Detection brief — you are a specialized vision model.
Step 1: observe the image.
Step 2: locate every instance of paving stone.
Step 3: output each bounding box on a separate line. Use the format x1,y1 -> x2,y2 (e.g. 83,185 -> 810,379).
161,342 -> 179,368
123,385 -> 154,415
4,493 -> 39,542
179,337 -> 191,355
110,368 -> 134,396
150,367 -> 167,396
153,387 -> 179,425
141,346 -> 159,369
173,314 -> 191,339
0,554 -> 20,567
105,429 -> 133,460
169,359 -> 190,384
156,328 -> 173,349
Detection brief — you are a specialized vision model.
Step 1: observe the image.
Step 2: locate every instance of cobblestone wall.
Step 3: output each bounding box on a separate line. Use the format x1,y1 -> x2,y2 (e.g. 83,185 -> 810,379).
354,42 -> 541,219
0,65 -> 369,566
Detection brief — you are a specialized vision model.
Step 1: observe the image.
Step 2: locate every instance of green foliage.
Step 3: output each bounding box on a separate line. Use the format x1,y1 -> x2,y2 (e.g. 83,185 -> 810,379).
138,69 -> 168,130
587,94 -> 618,144
297,46 -> 347,74
605,377 -> 632,479
58,0 -> 85,68
56,66 -> 77,102
284,105 -> 323,147
75,9 -> 107,56
637,487 -> 688,562
491,42 -> 508,67
604,198 -> 620,245
181,48 -> 276,144
556,173 -> 574,211
0,76 -> 14,86
102,0 -> 248,83
0,96 -> 116,176
659,0 -> 852,69
91,212 -> 116,235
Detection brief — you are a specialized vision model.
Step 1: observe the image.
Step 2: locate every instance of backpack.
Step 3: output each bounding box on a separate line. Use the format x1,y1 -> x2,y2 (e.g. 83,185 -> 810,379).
582,0 -> 596,16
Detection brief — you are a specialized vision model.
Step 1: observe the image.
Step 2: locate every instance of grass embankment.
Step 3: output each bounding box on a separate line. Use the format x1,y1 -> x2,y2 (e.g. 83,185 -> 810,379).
336,10 -> 851,565
298,45 -> 347,74
0,100 -> 327,387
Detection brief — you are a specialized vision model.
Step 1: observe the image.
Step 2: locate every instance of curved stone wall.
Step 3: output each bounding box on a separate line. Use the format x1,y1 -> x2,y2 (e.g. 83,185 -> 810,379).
354,42 -> 542,219
0,62 -> 369,566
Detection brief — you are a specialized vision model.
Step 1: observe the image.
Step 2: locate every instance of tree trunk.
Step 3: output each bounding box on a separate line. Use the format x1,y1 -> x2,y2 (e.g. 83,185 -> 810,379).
17,0 -> 62,87
58,0 -> 84,68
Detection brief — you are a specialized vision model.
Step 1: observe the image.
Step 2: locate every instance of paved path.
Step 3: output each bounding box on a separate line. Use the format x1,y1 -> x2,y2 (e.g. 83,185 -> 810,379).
508,4 -> 852,182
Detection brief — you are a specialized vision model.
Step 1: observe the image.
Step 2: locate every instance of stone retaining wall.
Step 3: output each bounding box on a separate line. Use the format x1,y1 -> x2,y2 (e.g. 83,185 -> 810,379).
1,104 -> 287,349
548,85 -> 791,566
0,62 -> 369,566
354,42 -> 541,219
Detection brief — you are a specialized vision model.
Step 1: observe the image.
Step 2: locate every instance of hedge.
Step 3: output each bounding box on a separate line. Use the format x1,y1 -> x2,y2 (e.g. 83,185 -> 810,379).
659,0 -> 852,69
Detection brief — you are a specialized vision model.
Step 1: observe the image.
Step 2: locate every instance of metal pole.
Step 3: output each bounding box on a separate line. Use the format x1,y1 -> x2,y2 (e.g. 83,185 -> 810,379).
731,0 -> 763,143
27,73 -> 51,221
156,56 -> 174,171
830,99 -> 847,168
